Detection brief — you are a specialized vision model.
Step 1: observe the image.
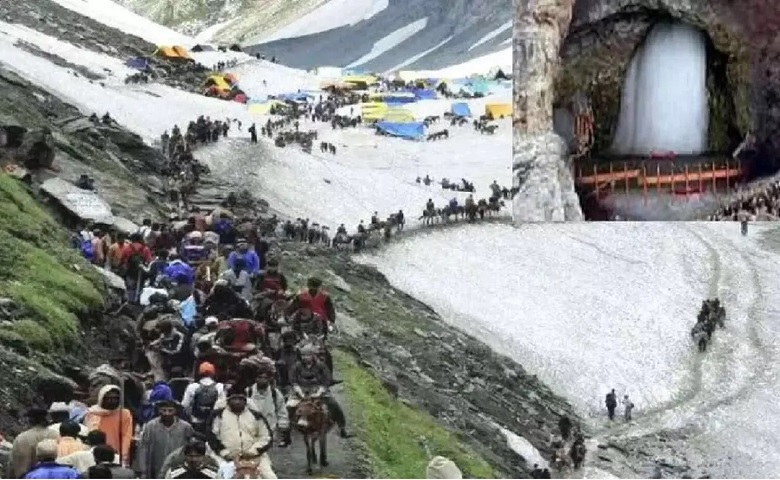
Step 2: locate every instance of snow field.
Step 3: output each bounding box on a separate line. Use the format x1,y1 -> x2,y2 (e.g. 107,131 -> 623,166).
199,115 -> 511,230
358,222 -> 750,416
409,47 -> 512,78
361,221 -> 780,476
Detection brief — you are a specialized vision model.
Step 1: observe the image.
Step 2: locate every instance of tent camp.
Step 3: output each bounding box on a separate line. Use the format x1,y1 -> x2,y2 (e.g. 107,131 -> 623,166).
125,57 -> 149,70
375,121 -> 425,140
451,102 -> 472,117
191,44 -> 215,52
485,103 -> 512,119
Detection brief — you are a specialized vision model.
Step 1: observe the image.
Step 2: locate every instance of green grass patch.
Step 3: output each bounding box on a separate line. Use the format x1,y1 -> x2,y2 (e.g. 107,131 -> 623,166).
0,174 -> 103,350
334,349 -> 497,479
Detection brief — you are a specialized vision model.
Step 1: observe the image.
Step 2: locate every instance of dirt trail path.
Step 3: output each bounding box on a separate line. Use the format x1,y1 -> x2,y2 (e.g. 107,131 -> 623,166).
270,387 -> 361,479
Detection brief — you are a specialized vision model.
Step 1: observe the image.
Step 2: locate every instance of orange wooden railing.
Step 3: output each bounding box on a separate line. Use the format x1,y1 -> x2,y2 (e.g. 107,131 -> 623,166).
573,159 -> 742,203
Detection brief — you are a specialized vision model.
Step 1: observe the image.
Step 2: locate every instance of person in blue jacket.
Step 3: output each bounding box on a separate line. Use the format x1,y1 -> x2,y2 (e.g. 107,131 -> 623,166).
163,254 -> 195,285
23,439 -> 80,479
227,238 -> 260,276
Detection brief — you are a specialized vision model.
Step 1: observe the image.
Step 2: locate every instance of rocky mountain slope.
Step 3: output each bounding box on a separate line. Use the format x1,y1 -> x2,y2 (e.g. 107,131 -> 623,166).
114,0 -> 326,43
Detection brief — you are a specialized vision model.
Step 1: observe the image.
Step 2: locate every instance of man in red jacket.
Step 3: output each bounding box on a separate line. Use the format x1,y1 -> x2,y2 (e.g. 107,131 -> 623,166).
120,232 -> 153,303
286,277 -> 335,334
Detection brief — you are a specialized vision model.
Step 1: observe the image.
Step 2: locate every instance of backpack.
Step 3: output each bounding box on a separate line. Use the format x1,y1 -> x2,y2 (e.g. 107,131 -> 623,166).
126,246 -> 145,275
191,383 -> 219,421
80,238 -> 94,261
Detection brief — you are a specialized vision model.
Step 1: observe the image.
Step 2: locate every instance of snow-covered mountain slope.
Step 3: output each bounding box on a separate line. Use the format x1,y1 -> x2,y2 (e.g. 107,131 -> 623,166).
247,0 -> 511,72
359,222 -> 780,478
0,16 -> 510,230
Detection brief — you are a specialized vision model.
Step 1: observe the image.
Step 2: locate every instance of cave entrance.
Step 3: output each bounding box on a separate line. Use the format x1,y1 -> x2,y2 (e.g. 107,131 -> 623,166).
568,18 -> 744,220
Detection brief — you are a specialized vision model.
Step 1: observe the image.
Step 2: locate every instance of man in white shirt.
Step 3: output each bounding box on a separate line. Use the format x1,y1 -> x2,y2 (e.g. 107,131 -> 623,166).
244,357 -> 290,447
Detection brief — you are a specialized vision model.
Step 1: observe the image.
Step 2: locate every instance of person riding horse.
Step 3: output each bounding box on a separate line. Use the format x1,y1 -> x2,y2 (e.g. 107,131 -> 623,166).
691,298 -> 726,352
286,345 -> 352,439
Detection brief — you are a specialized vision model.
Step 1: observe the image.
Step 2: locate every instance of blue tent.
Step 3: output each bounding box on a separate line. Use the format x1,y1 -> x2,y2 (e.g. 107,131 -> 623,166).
125,57 -> 149,70
375,122 -> 425,140
275,92 -> 311,102
451,102 -> 472,117
405,88 -> 437,100
384,94 -> 416,104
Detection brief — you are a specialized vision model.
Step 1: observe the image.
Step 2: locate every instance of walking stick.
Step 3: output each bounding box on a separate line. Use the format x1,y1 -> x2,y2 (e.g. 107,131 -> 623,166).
118,377 -> 126,467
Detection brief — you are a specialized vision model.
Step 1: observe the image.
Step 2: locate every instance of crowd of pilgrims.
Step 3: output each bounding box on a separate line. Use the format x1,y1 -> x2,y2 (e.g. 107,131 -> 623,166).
709,179 -> 780,221
7,191 -> 360,479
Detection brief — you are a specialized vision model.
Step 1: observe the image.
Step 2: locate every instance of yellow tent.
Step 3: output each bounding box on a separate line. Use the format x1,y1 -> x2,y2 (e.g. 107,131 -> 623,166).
384,108 -> 416,123
248,100 -> 286,116
485,103 -> 512,119
205,75 -> 230,90
172,45 -> 193,60
360,102 -> 388,121
153,46 -> 179,59
248,104 -> 270,116
343,74 -> 378,84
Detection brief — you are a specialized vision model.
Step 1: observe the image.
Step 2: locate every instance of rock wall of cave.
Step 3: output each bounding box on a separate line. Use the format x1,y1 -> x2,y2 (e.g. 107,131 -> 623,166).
512,0 -> 583,222
514,0 -> 780,222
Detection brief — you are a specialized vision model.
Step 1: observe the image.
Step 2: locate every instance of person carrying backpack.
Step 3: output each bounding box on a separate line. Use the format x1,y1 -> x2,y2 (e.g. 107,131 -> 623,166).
182,362 -> 223,435
120,232 -> 152,303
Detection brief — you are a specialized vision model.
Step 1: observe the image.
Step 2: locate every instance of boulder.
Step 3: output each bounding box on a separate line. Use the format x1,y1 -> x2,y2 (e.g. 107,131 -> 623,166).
17,127 -> 55,169
109,216 -> 140,235
40,176 -> 113,223
92,265 -> 126,291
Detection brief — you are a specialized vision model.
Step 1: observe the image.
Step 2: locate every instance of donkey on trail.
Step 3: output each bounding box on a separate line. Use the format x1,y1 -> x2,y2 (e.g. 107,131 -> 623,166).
295,395 -> 335,475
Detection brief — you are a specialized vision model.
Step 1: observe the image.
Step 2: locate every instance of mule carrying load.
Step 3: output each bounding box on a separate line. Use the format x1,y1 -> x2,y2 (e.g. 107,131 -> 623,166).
691,298 -> 726,352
